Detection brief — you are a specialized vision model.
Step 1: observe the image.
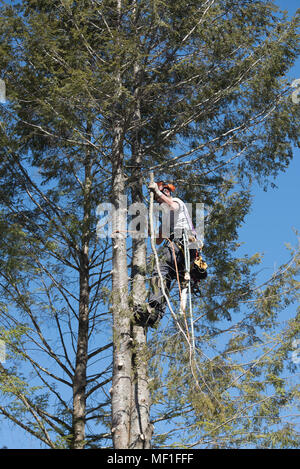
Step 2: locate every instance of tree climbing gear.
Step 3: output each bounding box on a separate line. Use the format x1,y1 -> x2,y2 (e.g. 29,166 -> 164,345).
172,239 -> 208,286
170,231 -> 207,337
134,175 -> 208,329
181,229 -> 195,348
191,253 -> 208,281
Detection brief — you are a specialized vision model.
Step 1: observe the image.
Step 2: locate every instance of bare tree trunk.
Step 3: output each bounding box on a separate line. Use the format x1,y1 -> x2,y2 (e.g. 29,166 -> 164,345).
111,0 -> 152,448
128,58 -> 153,448
72,127 -> 92,449
129,177 -> 153,448
110,121 -> 133,449
72,254 -> 90,449
130,326 -> 153,448
110,0 -> 138,448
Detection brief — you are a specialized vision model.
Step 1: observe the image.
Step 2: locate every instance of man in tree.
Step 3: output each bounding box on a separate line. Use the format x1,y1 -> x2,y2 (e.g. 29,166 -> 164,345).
134,181 -> 206,327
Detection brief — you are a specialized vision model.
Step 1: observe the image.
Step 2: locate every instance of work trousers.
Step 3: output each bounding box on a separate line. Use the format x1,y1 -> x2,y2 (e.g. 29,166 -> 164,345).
148,239 -> 197,318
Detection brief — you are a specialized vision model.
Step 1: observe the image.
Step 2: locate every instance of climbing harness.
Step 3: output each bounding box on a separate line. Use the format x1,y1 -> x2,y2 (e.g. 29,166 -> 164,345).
183,229 -> 194,348
167,228 -> 208,352
191,254 -> 208,283
170,237 -> 208,297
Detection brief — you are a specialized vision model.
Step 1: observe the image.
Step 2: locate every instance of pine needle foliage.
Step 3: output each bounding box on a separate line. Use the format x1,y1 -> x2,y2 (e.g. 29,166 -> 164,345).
0,0 -> 299,448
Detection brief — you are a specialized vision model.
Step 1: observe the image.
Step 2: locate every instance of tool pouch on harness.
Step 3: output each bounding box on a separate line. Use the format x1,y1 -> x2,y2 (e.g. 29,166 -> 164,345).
190,255 -> 208,281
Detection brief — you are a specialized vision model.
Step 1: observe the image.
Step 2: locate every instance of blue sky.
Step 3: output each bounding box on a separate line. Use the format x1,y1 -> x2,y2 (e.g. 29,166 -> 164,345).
238,0 -> 299,277
0,0 -> 299,450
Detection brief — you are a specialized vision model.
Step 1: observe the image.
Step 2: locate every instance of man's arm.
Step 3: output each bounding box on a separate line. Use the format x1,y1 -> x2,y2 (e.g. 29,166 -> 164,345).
159,193 -> 179,211
148,182 -> 179,210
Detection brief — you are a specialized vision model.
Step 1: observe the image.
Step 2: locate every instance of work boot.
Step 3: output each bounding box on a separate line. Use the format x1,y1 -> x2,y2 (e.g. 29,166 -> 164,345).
134,304 -> 163,328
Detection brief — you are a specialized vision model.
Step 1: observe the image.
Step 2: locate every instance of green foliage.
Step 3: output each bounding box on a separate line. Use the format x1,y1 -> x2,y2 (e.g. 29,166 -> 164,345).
0,0 -> 299,449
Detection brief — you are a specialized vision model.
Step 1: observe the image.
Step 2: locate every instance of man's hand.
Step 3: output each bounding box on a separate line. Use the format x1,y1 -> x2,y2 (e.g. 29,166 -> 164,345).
148,181 -> 162,195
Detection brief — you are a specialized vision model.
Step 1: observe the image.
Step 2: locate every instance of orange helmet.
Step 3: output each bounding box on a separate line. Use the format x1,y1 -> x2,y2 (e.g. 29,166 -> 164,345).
157,181 -> 176,194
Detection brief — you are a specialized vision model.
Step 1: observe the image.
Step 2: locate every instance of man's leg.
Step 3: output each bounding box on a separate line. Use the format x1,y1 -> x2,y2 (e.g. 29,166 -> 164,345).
147,268 -> 172,326
134,243 -> 194,327
146,242 -> 188,325
134,244 -> 173,327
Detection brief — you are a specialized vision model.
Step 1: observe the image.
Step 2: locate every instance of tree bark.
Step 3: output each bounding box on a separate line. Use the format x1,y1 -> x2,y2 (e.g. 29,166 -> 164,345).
111,0 -> 152,448
72,125 -> 92,449
72,255 -> 90,449
128,58 -> 153,448
110,120 -> 133,449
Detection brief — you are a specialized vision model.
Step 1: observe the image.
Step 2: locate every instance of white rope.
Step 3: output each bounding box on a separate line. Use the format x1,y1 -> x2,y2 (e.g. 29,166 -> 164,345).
183,229 -> 195,352
148,177 -> 221,403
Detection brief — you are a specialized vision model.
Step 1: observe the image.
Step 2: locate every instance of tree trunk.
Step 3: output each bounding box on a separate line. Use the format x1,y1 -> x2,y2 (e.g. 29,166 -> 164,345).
72,127 -> 92,449
111,0 -> 152,447
110,122 -> 133,449
128,61 -> 153,447
72,256 -> 89,449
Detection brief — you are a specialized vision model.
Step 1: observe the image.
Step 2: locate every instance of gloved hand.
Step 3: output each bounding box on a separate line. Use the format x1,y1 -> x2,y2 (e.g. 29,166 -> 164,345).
148,181 -> 162,196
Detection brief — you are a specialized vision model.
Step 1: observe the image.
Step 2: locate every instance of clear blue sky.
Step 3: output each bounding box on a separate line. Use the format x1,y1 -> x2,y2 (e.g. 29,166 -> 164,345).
0,0 -> 299,450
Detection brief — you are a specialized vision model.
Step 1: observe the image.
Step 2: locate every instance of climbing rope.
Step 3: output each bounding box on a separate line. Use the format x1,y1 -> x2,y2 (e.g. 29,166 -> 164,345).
183,228 -> 195,351
168,238 -> 191,334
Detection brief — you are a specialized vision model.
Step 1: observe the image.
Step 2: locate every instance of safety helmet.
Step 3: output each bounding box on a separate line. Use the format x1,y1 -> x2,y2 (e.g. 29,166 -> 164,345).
157,181 -> 176,195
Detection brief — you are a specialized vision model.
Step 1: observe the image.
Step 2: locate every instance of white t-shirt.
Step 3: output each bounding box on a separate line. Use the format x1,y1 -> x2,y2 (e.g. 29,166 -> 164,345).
172,197 -> 192,232
160,197 -> 194,238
